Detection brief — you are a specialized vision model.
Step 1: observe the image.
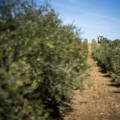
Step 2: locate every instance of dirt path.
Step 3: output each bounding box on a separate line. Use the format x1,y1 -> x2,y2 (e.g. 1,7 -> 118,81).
64,44 -> 120,120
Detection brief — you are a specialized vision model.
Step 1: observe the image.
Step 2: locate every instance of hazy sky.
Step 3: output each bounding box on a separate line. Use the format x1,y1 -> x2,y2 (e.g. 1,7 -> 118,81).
49,0 -> 120,42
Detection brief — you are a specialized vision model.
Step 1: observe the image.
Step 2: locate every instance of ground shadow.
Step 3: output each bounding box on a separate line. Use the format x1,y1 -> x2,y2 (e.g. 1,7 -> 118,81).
107,79 -> 120,94
112,91 -> 120,94
103,74 -> 111,78
99,68 -> 107,73
108,83 -> 120,88
97,63 -> 107,73
110,79 -> 115,82
98,66 -> 120,94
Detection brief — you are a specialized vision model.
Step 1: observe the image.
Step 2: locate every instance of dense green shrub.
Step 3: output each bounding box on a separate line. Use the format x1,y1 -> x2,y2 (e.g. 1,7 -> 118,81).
91,39 -> 120,82
0,0 -> 88,119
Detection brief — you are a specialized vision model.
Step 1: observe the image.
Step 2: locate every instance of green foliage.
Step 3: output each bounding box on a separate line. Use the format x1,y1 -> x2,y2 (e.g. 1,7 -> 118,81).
0,1 -> 88,120
91,39 -> 120,82
83,39 -> 88,59
91,39 -> 98,58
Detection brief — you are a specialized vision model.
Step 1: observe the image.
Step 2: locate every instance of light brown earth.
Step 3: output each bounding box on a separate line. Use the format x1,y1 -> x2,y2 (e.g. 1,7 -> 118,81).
63,44 -> 120,120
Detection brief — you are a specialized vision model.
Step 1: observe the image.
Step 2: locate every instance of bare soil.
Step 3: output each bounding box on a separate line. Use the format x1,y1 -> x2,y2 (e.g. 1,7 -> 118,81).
63,44 -> 120,120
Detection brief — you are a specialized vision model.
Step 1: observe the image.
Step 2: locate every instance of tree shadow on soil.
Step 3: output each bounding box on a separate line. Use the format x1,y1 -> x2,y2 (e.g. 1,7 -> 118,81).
112,91 -> 120,94
97,64 -> 120,95
107,81 -> 120,94
108,83 -> 120,88
97,63 -> 107,73
110,79 -> 115,82
103,74 -> 111,78
99,68 -> 107,73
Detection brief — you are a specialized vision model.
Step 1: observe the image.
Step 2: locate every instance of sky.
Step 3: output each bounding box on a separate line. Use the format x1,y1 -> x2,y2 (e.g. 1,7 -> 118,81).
47,0 -> 120,42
